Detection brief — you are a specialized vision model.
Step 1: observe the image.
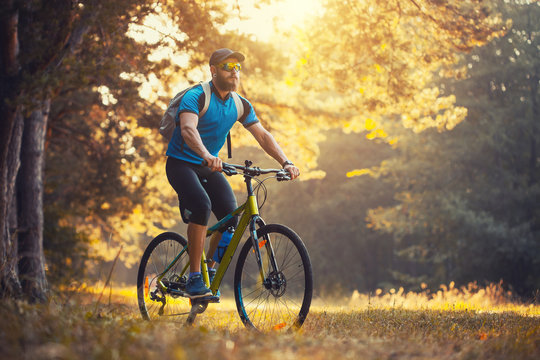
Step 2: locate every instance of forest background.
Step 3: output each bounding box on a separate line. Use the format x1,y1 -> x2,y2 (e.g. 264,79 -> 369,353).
0,0 -> 538,303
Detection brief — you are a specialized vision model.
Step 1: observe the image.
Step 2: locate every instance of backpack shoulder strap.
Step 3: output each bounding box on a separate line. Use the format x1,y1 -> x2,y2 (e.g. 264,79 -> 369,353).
231,92 -> 244,121
226,92 -> 244,159
200,81 -> 211,117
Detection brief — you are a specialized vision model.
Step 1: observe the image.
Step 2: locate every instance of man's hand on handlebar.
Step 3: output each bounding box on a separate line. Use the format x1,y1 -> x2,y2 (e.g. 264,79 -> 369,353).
203,155 -> 223,172
283,164 -> 300,180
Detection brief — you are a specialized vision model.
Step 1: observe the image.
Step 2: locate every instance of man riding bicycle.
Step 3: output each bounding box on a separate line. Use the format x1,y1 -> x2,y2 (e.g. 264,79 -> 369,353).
165,48 -> 300,298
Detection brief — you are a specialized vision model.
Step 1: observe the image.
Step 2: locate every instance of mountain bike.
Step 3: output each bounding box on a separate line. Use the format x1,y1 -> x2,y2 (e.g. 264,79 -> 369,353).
136,160 -> 313,331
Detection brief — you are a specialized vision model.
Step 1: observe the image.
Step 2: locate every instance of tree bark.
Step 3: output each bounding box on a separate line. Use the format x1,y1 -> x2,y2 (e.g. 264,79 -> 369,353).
0,107 -> 24,298
0,0 -> 23,298
17,99 -> 50,301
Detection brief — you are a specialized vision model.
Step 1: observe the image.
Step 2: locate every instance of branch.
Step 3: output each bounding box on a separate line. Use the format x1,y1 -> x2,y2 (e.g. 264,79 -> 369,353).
406,0 -> 438,23
49,5 -> 94,71
403,0 -> 494,52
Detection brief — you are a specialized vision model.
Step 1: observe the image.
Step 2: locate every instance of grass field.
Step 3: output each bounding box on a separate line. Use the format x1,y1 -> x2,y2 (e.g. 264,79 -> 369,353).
1,282 -> 538,360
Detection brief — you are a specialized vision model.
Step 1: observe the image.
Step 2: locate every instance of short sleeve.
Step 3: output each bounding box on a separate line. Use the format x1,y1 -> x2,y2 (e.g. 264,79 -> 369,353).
178,86 -> 203,116
238,97 -> 259,128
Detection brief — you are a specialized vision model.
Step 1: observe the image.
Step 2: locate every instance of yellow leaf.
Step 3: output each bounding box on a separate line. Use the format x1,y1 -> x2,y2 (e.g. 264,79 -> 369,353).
346,169 -> 372,178
365,118 -> 376,131
366,128 -> 388,140
375,129 -> 388,138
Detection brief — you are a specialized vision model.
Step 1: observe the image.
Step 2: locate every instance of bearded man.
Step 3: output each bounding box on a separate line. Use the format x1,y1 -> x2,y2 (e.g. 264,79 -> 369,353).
165,48 -> 300,298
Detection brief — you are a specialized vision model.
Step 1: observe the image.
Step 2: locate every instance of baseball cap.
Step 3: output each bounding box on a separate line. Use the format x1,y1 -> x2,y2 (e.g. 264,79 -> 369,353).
209,48 -> 245,66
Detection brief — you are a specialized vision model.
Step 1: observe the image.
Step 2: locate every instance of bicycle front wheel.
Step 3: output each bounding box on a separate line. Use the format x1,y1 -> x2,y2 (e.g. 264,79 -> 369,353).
234,224 -> 313,331
137,232 -> 191,321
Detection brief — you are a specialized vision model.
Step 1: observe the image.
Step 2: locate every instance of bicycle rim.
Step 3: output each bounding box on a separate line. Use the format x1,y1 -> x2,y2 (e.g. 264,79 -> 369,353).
137,232 -> 191,321
234,224 -> 313,332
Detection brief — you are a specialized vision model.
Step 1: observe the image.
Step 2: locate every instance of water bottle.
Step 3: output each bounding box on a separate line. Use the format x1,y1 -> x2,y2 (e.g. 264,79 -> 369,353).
213,227 -> 234,263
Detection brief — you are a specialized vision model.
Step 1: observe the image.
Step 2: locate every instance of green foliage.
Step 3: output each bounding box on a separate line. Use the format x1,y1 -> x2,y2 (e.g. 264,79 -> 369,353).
367,0 -> 540,295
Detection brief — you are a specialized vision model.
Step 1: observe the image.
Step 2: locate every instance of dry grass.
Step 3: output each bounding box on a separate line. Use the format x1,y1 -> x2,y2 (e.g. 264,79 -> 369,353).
0,282 -> 538,360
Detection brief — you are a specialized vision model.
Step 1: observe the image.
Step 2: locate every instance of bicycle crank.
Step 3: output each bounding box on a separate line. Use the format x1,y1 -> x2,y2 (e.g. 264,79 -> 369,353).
185,296 -> 220,326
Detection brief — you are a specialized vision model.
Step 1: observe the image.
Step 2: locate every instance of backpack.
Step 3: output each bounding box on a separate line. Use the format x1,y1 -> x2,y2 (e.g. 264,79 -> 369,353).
159,81 -> 244,158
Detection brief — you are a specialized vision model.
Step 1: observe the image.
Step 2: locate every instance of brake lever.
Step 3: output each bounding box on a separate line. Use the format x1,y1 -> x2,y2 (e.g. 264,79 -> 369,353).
222,166 -> 237,176
276,171 -> 291,181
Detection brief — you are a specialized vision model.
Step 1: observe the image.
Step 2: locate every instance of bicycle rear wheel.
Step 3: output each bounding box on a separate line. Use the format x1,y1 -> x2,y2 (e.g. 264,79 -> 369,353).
234,224 -> 313,331
137,232 -> 191,320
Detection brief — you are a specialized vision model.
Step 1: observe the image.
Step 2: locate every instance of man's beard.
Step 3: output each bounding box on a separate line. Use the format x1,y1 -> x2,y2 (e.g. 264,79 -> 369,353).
214,73 -> 238,92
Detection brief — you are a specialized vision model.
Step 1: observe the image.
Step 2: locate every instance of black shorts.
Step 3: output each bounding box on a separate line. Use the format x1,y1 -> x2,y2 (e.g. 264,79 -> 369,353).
166,156 -> 238,227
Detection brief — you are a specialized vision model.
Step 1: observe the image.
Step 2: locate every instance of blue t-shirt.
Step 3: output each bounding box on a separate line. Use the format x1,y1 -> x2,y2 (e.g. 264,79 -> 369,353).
166,82 -> 259,164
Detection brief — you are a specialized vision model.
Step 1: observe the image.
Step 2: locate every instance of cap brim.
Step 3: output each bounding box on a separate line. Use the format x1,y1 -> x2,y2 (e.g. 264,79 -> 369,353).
228,52 -> 245,62
211,51 -> 245,65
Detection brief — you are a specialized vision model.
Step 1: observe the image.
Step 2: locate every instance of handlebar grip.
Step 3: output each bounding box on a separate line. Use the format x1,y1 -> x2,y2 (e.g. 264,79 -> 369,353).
222,164 -> 237,176
202,160 -> 232,167
277,171 -> 291,181
201,160 -> 236,175
222,169 -> 235,176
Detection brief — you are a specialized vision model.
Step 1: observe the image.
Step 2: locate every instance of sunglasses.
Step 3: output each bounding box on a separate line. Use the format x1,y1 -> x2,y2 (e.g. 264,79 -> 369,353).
217,62 -> 242,72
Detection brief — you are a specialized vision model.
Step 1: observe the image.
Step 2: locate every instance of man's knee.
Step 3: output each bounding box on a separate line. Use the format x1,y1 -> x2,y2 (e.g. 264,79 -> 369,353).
180,204 -> 212,226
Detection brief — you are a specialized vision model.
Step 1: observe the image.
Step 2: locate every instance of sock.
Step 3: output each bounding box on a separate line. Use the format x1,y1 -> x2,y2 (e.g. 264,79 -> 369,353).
189,272 -> 201,280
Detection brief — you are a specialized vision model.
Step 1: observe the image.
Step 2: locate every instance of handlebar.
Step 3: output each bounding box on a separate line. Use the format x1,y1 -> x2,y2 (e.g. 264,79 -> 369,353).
222,162 -> 291,181
202,160 -> 291,181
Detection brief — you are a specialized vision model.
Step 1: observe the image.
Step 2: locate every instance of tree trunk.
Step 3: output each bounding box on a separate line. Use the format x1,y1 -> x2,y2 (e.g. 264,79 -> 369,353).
0,107 -> 24,298
17,100 -> 50,301
0,0 -> 23,298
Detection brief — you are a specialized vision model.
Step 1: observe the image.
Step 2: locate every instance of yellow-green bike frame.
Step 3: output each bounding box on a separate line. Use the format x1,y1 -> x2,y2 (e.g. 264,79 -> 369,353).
138,161 -> 313,331
155,168 -> 270,298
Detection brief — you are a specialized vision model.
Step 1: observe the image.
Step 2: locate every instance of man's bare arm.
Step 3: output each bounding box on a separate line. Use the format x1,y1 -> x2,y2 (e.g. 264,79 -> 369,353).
180,112 -> 222,171
247,122 -> 300,179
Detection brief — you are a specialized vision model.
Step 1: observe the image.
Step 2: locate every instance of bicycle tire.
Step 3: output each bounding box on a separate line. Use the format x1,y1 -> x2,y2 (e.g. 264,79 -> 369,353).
234,224 -> 313,331
137,232 -> 191,321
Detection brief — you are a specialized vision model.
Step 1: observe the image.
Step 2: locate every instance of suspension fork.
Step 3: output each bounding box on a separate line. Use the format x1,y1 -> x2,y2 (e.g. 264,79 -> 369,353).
244,172 -> 278,282
250,216 -> 280,283
249,214 -> 266,281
